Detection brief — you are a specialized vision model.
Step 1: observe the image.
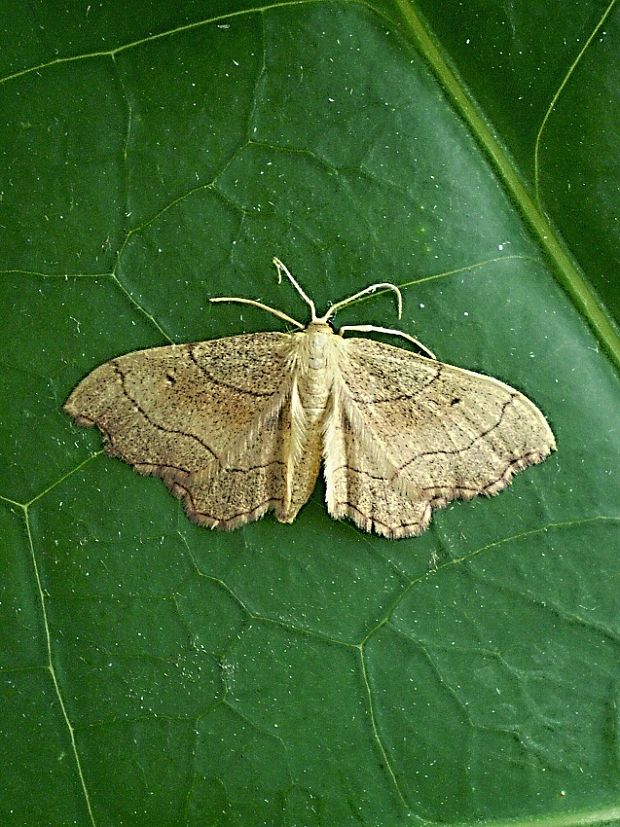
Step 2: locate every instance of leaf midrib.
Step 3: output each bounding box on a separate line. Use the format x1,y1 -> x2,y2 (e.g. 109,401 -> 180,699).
383,0 -> 620,368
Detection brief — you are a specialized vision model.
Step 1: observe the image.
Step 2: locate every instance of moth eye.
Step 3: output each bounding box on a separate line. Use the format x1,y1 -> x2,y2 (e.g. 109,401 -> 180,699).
450,397 -> 461,406
165,372 -> 176,385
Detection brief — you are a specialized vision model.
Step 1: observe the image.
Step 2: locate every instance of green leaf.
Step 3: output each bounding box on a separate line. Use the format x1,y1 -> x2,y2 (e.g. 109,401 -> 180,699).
1,2 -> 619,825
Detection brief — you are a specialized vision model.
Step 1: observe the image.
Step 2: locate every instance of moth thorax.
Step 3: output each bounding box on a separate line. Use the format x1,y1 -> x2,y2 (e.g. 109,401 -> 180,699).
298,326 -> 334,416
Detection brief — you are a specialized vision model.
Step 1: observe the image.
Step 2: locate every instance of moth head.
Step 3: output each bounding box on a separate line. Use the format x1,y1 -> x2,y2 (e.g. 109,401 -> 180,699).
305,321 -> 334,335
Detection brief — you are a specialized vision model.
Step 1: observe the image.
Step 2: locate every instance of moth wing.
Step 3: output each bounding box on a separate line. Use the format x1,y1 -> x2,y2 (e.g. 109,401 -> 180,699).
65,332 -> 296,529
324,337 -> 556,539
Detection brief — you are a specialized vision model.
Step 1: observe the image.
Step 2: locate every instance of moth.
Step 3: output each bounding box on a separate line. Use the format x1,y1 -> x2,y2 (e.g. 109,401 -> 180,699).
65,258 -> 556,539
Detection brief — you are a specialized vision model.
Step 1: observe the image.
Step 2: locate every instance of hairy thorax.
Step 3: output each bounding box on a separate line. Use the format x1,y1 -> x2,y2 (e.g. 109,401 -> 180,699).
295,322 -> 338,420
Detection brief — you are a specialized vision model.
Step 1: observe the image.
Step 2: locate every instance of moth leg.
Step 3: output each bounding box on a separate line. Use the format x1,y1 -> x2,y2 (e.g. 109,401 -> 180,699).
338,325 -> 436,360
